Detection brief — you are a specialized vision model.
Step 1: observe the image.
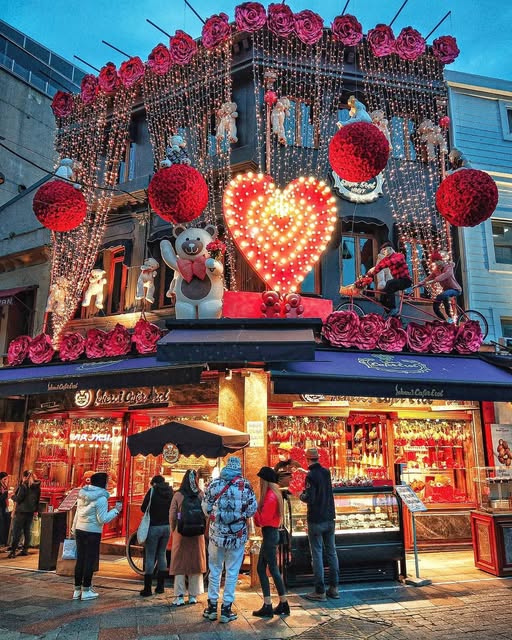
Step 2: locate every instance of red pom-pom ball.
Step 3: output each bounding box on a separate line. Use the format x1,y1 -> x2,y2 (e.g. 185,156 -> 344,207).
148,165 -> 209,224
33,180 -> 87,232
436,169 -> 499,227
329,122 -> 390,182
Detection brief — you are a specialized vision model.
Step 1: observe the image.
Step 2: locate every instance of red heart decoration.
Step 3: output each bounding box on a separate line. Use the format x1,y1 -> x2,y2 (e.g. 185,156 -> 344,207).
223,173 -> 337,292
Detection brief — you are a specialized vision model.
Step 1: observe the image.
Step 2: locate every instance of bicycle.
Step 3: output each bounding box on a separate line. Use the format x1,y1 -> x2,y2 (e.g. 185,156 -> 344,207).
336,276 -> 488,339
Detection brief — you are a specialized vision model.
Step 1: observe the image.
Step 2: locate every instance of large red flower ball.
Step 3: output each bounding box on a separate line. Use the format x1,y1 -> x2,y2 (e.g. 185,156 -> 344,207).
329,122 -> 390,182
33,180 -> 87,232
436,169 -> 499,227
148,165 -> 209,223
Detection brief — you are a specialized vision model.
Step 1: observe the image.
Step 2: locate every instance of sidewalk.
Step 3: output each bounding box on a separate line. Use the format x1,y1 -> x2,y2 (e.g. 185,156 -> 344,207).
0,550 -> 511,640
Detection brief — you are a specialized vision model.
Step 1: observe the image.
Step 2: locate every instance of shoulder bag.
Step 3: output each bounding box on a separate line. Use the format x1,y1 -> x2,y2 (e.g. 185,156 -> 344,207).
137,488 -> 153,544
206,476 -> 240,538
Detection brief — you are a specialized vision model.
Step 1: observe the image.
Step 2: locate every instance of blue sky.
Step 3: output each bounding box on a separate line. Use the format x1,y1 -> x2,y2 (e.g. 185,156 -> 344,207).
4,0 -> 512,83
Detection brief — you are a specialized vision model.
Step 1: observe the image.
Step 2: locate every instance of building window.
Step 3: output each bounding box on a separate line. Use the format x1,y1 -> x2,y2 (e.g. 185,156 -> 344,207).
501,318 -> 512,339
284,98 -> 318,148
492,220 -> 512,264
403,240 -> 427,298
498,100 -> 512,141
339,234 -> 376,286
117,142 -> 136,184
391,117 -> 416,161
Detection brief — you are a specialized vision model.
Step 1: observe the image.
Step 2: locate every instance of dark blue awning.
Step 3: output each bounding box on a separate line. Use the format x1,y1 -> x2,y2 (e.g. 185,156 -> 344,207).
0,356 -> 203,397
271,350 -> 512,401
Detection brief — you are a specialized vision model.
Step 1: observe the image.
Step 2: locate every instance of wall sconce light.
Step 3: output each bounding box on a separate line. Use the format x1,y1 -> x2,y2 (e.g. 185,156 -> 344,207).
225,369 -> 233,381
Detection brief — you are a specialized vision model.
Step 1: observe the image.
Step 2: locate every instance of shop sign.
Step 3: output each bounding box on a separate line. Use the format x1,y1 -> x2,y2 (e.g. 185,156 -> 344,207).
331,170 -> 384,203
490,424 -> 512,477
70,432 -> 112,443
395,485 -> 428,512
247,420 -> 265,447
395,385 -> 444,399
358,354 -> 431,375
74,386 -> 172,408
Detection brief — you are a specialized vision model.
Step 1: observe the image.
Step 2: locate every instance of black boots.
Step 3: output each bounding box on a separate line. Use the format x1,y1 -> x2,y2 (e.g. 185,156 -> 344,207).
219,603 -> 237,623
155,571 -> 166,594
252,603 -> 273,618
273,600 -> 291,616
139,574 -> 153,597
203,599 -> 218,620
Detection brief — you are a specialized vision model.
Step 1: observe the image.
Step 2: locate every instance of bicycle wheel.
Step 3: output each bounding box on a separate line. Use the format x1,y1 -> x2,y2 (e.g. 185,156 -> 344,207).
335,302 -> 365,316
126,531 -> 145,575
458,309 -> 488,339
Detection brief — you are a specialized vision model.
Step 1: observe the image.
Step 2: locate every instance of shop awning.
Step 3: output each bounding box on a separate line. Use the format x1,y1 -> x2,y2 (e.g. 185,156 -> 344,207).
270,350 -> 512,402
0,356 -> 204,397
127,419 -> 250,459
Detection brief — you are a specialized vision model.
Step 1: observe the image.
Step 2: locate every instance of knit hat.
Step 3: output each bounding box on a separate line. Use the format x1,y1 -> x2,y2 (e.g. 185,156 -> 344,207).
151,475 -> 165,485
278,443 -> 293,451
305,447 -> 319,460
224,456 -> 242,472
0,472 -> 7,480
380,241 -> 393,251
257,466 -> 278,483
90,472 -> 108,488
430,251 -> 444,262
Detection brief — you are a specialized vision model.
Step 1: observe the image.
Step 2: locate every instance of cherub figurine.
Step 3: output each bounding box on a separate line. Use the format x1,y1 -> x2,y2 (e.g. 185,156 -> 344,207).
215,101 -> 238,147
135,257 -> 159,305
45,275 -> 69,316
55,158 -> 81,188
337,96 -> 373,128
271,97 -> 291,145
370,109 -> 392,148
448,148 -> 471,172
418,119 -> 448,162
82,268 -> 107,310
161,134 -> 191,168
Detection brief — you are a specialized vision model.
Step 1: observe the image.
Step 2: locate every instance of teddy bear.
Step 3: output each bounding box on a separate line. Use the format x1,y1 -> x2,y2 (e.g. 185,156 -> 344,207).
82,268 -> 107,310
418,119 -> 448,162
161,134 -> 191,168
216,101 -> 238,148
261,291 -> 281,318
271,97 -> 291,145
282,293 -> 304,318
45,275 -> 69,316
160,224 -> 224,319
135,257 -> 159,305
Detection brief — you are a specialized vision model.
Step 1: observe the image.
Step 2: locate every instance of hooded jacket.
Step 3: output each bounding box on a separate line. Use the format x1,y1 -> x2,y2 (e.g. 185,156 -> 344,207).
13,480 -> 41,513
424,261 -> 462,292
141,480 -> 173,526
71,485 -> 119,535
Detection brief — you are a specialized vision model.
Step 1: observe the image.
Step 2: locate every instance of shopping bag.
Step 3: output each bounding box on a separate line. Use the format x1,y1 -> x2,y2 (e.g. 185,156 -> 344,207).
62,538 -> 77,560
29,515 -> 41,547
137,488 -> 153,544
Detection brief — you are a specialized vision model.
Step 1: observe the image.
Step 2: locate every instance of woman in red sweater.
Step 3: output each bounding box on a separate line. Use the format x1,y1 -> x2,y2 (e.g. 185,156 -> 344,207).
252,466 -> 289,618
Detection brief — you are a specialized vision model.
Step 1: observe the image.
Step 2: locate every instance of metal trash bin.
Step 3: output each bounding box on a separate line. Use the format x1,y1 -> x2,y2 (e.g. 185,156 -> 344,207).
38,511 -> 67,570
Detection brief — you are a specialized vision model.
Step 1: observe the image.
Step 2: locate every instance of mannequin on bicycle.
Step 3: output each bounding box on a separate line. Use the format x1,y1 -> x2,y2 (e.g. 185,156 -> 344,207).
366,242 -> 412,316
418,251 -> 462,323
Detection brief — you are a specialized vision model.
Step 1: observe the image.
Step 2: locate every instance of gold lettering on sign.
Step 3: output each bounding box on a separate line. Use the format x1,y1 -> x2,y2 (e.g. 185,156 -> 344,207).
89,387 -> 173,407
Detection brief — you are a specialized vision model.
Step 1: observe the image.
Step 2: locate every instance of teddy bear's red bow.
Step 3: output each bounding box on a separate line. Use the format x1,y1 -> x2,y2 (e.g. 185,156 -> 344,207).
177,256 -> 207,282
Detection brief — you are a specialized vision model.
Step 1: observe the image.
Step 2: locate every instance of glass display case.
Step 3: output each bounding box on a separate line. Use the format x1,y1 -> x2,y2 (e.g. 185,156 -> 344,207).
473,466 -> 512,512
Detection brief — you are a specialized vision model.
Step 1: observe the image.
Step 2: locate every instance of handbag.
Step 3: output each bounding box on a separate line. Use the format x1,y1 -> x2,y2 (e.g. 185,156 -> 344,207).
137,488 -> 153,544
29,515 -> 41,547
62,537 -> 77,560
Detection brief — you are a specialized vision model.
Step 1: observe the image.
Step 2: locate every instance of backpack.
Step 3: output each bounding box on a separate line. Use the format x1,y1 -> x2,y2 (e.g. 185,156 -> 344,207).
178,493 -> 206,537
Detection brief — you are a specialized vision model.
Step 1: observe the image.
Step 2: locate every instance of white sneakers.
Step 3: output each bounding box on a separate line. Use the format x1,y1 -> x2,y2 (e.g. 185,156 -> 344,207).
81,588 -> 99,601
72,589 -> 81,600
188,596 -> 197,604
172,596 -> 185,606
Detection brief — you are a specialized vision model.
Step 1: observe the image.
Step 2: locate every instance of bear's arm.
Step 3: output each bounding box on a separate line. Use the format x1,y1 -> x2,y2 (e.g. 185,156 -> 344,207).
160,240 -> 178,270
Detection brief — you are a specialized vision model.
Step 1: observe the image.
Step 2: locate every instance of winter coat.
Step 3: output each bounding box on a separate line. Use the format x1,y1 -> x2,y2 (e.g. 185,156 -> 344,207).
13,481 -> 41,513
169,490 -> 206,576
274,458 -> 301,488
300,462 -> 335,524
71,485 -> 119,535
141,481 -> 173,526
424,261 -> 462,292
254,489 -> 281,529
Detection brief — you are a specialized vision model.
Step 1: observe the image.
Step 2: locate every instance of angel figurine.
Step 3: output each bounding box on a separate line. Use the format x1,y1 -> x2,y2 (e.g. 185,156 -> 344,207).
448,148 -> 472,172
418,119 -> 448,162
55,158 -> 81,188
45,275 -> 69,316
215,101 -> 238,147
337,96 -> 373,128
271,97 -> 291,145
370,109 -> 392,149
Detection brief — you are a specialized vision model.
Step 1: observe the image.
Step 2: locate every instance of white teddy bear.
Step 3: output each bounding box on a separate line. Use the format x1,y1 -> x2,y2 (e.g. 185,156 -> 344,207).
82,268 -> 107,310
216,101 -> 238,147
45,275 -> 69,316
160,225 -> 224,319
135,257 -> 159,305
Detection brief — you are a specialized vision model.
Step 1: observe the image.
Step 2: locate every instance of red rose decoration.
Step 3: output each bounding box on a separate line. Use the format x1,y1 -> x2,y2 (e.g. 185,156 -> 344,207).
433,35 -> 460,64
202,13 -> 231,50
104,323 -> 132,357
119,56 -> 145,88
80,74 -> 99,105
132,318 -> 164,354
322,311 -> 360,348
148,165 -> 209,223
33,180 -> 87,232
367,24 -> 395,57
288,469 -> 307,496
51,91 -> 73,118
235,2 -> 267,32
439,116 -> 450,129
329,122 -> 390,182
436,169 -> 498,227
331,14 -> 363,46
294,10 -> 324,45
377,317 -> 407,352
85,328 -> 107,359
267,3 -> 295,38
454,320 -> 483,354
353,313 -> 386,350
147,43 -> 172,76
406,322 -> 433,353
395,27 -> 426,61
264,90 -> 278,105
7,335 -> 31,366
59,332 -> 85,362
29,333 -> 55,365
98,62 -> 120,94
169,30 -> 197,65
429,321 -> 457,353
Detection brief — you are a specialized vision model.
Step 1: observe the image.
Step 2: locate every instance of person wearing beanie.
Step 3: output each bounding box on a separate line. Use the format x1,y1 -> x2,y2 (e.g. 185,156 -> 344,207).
139,474 -> 173,598
418,252 -> 462,322
273,443 -> 301,489
9,470 -> 41,558
71,472 -> 122,601
202,456 -> 257,624
0,471 -> 10,548
366,242 -> 412,316
252,466 -> 289,619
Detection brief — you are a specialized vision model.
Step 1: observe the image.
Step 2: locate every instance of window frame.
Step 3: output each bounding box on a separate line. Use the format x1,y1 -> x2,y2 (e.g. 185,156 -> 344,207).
339,232 -> 377,287
491,219 -> 512,267
498,100 -> 512,141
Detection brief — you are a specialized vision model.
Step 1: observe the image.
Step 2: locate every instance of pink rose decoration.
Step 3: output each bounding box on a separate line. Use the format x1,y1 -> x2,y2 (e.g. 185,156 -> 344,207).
367,24 -> 395,57
202,13 -> 231,50
454,321 -> 483,354
235,2 -> 267,32
406,322 -> 433,353
429,321 -> 457,353
29,333 -> 55,365
98,62 -> 120,94
119,56 -> 145,88
395,27 -> 426,61
377,317 -> 407,352
433,35 -> 460,64
169,30 -> 198,65
331,14 -> 363,46
147,43 -> 172,75
267,3 -> 295,38
51,91 -> 73,118
104,323 -> 132,356
353,313 -> 386,350
59,332 -> 85,362
322,311 -> 360,348
80,75 -> 99,105
294,10 -> 324,45
85,328 -> 107,359
132,318 -> 164,354
439,116 -> 450,129
7,335 -> 31,366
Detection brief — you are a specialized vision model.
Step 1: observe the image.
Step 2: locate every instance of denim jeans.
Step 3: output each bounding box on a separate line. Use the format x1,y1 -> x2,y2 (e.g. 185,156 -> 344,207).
75,529 -> 101,588
433,289 -> 460,320
257,526 -> 286,597
307,520 -> 339,594
207,539 -> 245,605
144,524 -> 170,575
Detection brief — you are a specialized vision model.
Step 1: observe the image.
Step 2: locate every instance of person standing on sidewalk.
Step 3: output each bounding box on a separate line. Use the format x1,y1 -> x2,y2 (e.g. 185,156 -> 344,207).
202,457 -> 257,624
71,472 -> 122,601
139,475 -> 173,598
0,472 -> 11,548
300,448 -> 340,601
8,470 -> 41,558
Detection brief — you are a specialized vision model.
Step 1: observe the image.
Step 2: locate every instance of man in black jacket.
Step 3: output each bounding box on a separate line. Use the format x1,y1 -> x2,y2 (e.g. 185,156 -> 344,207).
9,470 -> 41,558
300,448 -> 339,601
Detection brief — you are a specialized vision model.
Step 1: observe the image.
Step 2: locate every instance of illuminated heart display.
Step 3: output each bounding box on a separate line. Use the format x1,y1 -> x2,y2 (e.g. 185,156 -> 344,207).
223,172 -> 337,292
